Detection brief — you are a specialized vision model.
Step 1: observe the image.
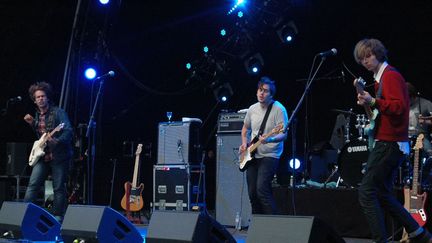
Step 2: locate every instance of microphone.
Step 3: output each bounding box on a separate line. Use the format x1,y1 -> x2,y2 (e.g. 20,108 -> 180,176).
318,48 -> 337,57
177,139 -> 182,152
9,96 -> 22,102
95,70 -> 115,80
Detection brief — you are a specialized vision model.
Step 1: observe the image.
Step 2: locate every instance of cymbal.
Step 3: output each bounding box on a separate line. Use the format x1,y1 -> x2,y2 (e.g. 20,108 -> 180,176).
331,109 -> 357,116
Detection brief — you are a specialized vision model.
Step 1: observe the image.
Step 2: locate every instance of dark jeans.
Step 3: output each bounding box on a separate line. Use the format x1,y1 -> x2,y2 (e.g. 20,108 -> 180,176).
24,158 -> 69,217
246,157 -> 279,214
358,141 -> 419,243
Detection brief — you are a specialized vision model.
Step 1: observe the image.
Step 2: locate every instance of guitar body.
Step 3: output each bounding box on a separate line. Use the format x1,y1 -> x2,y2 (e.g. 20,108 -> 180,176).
238,124 -> 284,172
28,135 -> 47,167
405,189 -> 427,226
28,123 -> 65,167
121,181 -> 144,212
239,147 -> 254,172
363,108 -> 379,150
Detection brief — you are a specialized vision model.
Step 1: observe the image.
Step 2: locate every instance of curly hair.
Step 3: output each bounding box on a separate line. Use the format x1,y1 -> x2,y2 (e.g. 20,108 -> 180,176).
353,38 -> 388,64
28,82 -> 53,102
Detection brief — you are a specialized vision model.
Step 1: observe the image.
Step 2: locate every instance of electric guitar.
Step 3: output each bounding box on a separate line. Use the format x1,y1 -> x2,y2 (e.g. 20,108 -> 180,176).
28,123 -> 65,167
239,123 -> 284,172
121,144 -> 144,212
404,134 -> 427,225
353,77 -> 379,150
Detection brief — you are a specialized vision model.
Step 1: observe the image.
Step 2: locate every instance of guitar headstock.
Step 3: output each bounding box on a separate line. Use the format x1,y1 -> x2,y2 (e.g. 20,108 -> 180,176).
414,134 -> 424,150
136,144 -> 143,156
54,123 -> 65,132
353,77 -> 366,94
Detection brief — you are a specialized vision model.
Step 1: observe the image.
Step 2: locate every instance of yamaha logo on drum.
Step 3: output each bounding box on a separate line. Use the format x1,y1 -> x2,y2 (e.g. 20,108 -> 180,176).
347,145 -> 368,153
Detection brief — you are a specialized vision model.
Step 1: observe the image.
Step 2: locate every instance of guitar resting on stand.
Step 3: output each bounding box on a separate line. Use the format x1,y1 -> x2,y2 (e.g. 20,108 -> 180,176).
401,134 -> 428,241
121,144 -> 144,223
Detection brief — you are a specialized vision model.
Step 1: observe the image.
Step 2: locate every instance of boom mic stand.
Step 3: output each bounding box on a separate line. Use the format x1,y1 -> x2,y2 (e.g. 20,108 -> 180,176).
284,53 -> 333,214
85,72 -> 114,205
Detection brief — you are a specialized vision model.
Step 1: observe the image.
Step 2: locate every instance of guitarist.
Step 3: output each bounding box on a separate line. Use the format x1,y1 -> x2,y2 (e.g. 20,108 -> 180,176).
353,38 -> 432,242
23,82 -> 73,222
239,77 -> 288,215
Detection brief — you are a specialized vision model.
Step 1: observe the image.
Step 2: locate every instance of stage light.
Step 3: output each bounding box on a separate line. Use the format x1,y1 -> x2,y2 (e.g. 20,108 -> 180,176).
186,63 -> 192,70
220,29 -> 226,36
203,46 -> 209,53
213,82 -> 233,103
289,158 -> 301,170
99,0 -> 109,4
228,0 -> 246,15
237,11 -> 244,18
84,68 -> 97,80
276,21 -> 298,44
244,53 -> 264,75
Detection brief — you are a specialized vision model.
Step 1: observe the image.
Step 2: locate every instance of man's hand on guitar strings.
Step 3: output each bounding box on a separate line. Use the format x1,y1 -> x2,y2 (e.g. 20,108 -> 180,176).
357,91 -> 374,106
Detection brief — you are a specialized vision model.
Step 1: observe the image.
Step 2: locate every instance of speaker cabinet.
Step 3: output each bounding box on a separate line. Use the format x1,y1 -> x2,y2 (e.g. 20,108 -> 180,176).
157,122 -> 200,164
61,205 -> 143,243
215,133 -> 251,227
247,215 -> 345,243
6,142 -> 31,175
146,210 -> 235,243
0,201 -> 61,241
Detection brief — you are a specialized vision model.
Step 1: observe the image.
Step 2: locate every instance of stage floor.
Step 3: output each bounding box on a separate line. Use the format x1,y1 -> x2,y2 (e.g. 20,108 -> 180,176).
135,224 -> 395,243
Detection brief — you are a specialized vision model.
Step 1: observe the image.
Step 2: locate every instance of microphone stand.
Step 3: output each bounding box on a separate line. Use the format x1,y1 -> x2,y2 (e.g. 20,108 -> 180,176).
285,55 -> 328,213
85,78 -> 106,205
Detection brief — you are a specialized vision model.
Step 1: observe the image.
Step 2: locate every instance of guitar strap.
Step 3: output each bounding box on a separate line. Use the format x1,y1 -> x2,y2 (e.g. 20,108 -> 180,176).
251,101 -> 274,144
259,101 -> 275,135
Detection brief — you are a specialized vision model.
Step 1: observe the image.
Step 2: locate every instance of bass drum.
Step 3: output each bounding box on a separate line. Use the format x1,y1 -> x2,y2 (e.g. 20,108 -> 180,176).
338,140 -> 369,187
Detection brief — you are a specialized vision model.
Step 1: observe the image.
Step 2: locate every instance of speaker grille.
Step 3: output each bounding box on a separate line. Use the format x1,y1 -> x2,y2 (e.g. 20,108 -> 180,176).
215,133 -> 251,227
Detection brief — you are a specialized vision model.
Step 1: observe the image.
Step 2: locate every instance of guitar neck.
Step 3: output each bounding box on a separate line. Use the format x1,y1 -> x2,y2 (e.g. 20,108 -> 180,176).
132,154 -> 140,187
363,105 -> 374,119
412,149 -> 420,195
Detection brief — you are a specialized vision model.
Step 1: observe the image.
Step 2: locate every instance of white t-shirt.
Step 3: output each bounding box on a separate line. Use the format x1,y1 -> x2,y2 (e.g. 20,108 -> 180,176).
244,101 -> 288,159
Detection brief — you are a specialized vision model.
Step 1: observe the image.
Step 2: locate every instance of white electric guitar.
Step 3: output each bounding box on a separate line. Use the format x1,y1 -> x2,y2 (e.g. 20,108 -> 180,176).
239,123 -> 284,172
28,123 -> 65,167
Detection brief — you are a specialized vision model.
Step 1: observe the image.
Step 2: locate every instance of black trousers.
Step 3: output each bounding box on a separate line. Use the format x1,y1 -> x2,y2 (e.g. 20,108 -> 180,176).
246,157 -> 279,214
358,141 -> 419,243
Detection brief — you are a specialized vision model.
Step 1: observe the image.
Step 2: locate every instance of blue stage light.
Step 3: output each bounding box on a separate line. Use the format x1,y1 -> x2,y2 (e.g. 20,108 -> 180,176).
237,11 -> 244,18
289,158 -> 301,170
99,0 -> 110,5
186,63 -> 192,70
220,29 -> 226,36
244,53 -> 264,75
84,68 -> 97,80
228,0 -> 246,15
276,21 -> 298,44
203,46 -> 209,53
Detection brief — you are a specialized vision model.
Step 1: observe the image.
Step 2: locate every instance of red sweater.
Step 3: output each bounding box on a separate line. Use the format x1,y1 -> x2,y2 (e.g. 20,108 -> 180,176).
374,65 -> 409,142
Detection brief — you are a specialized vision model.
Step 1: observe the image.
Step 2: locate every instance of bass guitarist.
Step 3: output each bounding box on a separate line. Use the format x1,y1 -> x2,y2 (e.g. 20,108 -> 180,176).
23,82 -> 73,222
354,38 -> 432,242
239,77 -> 288,215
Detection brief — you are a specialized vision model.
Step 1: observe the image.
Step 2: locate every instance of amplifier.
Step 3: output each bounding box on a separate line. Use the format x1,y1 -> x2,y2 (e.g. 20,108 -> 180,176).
157,122 -> 200,164
217,112 -> 246,133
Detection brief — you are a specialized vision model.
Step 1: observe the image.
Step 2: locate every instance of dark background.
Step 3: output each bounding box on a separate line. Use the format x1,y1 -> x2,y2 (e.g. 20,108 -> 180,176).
1,0 -> 432,211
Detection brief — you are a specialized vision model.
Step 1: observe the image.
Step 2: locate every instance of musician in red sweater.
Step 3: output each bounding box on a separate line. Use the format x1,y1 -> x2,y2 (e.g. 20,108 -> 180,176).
354,38 -> 432,243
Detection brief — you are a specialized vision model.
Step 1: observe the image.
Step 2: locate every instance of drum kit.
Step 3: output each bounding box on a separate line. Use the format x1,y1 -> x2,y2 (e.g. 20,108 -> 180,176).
328,109 -> 431,189
329,109 -> 370,187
